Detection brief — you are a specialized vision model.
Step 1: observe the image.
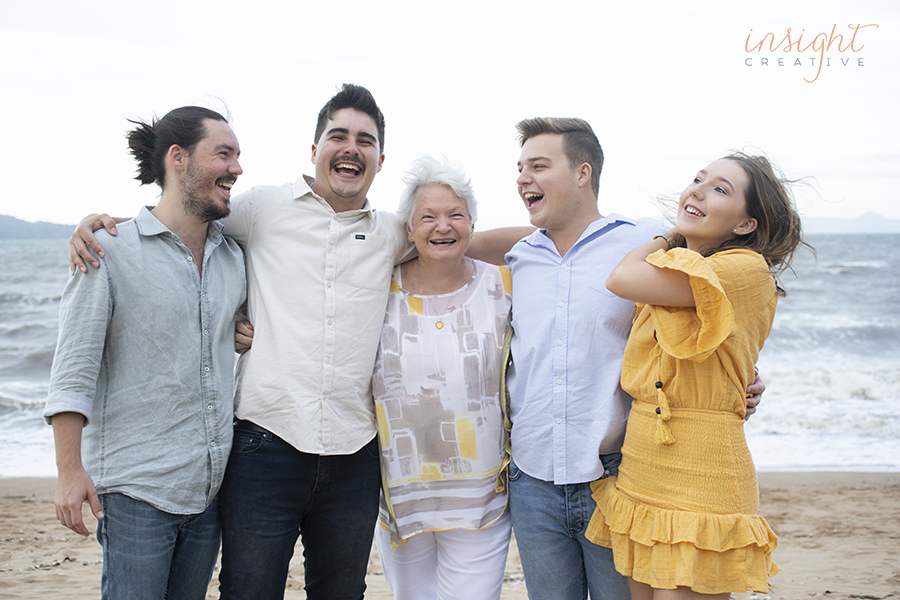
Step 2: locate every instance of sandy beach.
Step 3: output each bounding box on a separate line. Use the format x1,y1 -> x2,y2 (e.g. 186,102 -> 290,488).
1,472 -> 897,600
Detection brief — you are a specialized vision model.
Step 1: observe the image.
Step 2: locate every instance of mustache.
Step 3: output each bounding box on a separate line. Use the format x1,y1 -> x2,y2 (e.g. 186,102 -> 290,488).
331,154 -> 365,169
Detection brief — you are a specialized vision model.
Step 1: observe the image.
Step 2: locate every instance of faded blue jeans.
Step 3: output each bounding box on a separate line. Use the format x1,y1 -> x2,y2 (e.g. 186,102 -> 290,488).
508,456 -> 629,600
96,492 -> 220,600
218,426 -> 382,600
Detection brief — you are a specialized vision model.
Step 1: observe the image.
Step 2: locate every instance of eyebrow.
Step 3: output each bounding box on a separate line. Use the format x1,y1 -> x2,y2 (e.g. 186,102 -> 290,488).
517,155 -> 553,167
215,143 -> 240,156
326,127 -> 378,144
698,170 -> 734,193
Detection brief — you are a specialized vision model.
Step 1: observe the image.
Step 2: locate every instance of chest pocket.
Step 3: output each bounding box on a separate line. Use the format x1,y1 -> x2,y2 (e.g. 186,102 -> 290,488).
349,234 -> 392,291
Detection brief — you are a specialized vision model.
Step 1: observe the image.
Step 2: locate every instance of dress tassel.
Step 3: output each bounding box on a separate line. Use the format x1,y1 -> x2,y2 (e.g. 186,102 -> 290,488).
655,384 -> 676,445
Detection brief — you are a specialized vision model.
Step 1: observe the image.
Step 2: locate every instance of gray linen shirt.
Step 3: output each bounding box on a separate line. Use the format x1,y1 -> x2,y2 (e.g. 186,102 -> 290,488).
44,207 -> 246,515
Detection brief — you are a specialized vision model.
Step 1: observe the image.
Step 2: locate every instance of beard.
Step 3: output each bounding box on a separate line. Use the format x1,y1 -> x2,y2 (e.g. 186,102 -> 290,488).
180,159 -> 232,222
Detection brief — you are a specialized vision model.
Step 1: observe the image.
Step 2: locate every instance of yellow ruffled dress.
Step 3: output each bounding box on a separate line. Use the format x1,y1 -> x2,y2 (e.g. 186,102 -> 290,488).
586,248 -> 780,594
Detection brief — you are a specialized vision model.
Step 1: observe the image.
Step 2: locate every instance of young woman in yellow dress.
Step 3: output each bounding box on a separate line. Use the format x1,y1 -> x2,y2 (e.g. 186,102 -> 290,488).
586,152 -> 806,599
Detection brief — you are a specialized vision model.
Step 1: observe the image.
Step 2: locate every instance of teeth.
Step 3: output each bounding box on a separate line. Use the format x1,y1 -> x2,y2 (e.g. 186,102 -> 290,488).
218,182 -> 233,190
335,163 -> 361,172
685,205 -> 704,217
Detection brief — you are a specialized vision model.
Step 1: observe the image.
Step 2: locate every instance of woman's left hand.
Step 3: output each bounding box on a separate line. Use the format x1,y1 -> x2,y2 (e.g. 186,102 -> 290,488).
744,367 -> 765,420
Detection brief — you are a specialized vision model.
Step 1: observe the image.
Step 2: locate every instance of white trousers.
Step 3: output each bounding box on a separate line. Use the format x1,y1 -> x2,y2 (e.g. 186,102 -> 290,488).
375,510 -> 512,600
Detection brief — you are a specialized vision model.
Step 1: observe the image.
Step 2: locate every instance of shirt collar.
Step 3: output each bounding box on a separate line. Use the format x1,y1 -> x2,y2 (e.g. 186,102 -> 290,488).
524,213 -> 637,252
294,174 -> 375,215
133,205 -> 224,244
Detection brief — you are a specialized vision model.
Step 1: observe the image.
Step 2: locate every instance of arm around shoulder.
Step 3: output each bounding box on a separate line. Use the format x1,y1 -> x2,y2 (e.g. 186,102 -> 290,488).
466,226 -> 535,265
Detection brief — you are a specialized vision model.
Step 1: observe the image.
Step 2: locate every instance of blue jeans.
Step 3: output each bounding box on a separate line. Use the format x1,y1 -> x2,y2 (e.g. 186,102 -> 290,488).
218,426 -> 382,600
96,493 -> 220,600
508,456 -> 629,600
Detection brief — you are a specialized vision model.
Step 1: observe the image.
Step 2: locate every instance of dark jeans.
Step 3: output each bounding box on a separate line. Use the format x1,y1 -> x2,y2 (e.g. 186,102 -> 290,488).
217,425 -> 381,600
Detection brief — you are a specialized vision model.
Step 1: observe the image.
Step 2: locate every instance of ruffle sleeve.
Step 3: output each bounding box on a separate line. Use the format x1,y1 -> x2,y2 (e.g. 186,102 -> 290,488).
645,248 -> 733,362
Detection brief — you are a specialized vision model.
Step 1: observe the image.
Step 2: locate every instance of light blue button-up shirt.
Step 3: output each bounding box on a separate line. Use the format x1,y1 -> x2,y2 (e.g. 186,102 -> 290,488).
44,207 -> 246,515
505,214 -> 665,485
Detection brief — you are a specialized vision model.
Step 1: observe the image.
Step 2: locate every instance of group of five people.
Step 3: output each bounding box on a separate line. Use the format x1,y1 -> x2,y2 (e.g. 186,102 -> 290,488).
48,83 -> 802,599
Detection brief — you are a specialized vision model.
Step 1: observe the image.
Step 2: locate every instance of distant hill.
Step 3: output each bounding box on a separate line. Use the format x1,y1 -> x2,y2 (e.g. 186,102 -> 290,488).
3,212 -> 899,239
0,214 -> 75,239
803,212 -> 900,234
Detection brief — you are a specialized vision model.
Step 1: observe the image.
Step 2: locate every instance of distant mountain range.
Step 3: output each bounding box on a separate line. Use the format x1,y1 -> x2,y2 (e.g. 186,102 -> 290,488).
802,212 -> 900,234
0,214 -> 75,239
2,212 -> 899,239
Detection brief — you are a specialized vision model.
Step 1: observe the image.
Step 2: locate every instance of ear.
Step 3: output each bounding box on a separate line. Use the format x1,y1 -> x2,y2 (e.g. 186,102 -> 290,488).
376,153 -> 385,173
576,162 -> 592,189
734,218 -> 758,236
167,144 -> 187,173
311,144 -> 317,165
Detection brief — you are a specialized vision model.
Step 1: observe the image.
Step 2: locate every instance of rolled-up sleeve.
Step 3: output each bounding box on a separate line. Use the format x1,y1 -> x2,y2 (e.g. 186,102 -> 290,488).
43,257 -> 112,424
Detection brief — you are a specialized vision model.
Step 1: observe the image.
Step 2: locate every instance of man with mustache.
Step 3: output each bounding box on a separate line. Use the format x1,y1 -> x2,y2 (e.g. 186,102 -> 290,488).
45,106 -> 246,600
214,84 -> 412,600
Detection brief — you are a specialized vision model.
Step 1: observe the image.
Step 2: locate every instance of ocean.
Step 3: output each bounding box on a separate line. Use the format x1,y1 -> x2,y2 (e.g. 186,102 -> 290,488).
0,235 -> 897,477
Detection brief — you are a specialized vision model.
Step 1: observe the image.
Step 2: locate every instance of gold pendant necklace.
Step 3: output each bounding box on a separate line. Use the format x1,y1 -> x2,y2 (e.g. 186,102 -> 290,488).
428,296 -> 452,330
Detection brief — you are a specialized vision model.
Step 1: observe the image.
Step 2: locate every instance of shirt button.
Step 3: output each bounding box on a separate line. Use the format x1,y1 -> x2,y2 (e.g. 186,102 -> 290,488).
207,404 -> 213,411
187,256 -> 193,261
558,301 -> 565,307
205,367 -> 210,372
210,441 -> 217,447
327,319 -> 333,326
556,418 -> 562,424
326,281 -> 333,288
561,264 -> 568,269
557,340 -> 563,346
556,379 -> 562,385
203,330 -> 209,335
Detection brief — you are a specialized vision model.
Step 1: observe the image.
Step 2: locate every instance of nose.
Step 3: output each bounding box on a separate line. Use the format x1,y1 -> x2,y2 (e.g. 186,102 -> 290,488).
230,157 -> 243,176
435,215 -> 452,231
516,170 -> 529,186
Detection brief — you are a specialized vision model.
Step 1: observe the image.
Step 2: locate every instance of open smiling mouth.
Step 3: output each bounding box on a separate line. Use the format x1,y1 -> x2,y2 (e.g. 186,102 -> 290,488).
684,204 -> 706,217
333,159 -> 364,177
216,179 -> 235,193
524,192 -> 543,207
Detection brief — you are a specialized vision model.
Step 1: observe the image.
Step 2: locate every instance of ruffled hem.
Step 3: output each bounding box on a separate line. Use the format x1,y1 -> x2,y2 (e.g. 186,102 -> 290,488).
588,477 -> 779,594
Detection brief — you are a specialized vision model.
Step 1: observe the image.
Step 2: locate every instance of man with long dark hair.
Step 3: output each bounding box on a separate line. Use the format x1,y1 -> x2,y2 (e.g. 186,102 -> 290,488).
45,106 -> 246,600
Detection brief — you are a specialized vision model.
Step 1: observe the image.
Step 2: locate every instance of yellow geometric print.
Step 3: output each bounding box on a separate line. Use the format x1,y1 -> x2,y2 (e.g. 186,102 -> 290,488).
407,295 -> 424,315
421,463 -> 442,480
376,403 -> 391,449
456,416 -> 477,460
499,266 -> 512,296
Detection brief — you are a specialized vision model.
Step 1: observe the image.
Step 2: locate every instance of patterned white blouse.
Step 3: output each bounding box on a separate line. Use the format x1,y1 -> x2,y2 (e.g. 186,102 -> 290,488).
373,260 -> 512,548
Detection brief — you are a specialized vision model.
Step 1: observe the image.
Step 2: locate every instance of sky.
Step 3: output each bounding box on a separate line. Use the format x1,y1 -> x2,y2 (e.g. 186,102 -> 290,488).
1,0 -> 896,231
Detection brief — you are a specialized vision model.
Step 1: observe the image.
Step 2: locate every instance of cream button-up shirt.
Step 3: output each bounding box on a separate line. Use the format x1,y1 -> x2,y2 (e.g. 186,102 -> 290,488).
223,176 -> 414,455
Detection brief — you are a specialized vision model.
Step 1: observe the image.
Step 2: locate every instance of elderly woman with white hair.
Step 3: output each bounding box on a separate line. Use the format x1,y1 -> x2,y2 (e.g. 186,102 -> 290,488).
373,155 -> 513,599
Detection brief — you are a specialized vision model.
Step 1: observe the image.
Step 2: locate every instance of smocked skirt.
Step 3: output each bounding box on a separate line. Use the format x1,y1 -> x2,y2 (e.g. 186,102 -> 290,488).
586,400 -> 779,594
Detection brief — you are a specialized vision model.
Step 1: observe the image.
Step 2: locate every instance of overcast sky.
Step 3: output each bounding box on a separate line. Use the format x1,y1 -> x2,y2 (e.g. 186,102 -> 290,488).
1,0 -> 896,230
